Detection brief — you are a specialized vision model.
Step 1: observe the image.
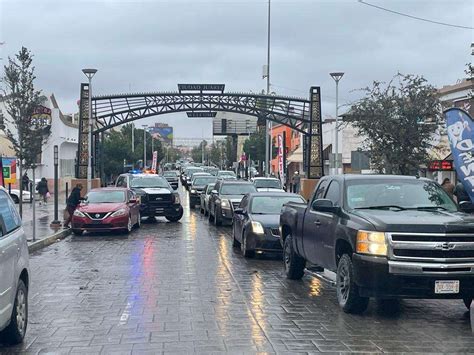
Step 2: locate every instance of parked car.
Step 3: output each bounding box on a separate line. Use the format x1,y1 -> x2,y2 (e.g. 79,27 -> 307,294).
200,183 -> 216,216
189,175 -> 218,209
252,177 -> 285,192
116,173 -> 183,222
280,174 -> 474,314
208,180 -> 257,226
162,171 -> 179,190
233,192 -> 305,257
8,189 -> 32,204
0,187 -> 29,345
71,188 -> 141,235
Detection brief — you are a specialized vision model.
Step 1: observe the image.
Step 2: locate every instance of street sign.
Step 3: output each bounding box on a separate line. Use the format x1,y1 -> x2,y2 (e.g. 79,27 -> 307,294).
178,84 -> 225,93
187,112 -> 217,118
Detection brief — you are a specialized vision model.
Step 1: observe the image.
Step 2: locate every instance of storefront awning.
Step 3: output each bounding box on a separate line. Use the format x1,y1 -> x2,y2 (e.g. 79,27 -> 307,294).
287,144 -> 331,164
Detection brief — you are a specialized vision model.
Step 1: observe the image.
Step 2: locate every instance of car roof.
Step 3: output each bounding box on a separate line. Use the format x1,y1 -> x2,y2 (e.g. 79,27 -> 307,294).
90,187 -> 128,192
246,192 -> 304,198
340,174 -> 431,182
220,180 -> 254,185
253,177 -> 279,181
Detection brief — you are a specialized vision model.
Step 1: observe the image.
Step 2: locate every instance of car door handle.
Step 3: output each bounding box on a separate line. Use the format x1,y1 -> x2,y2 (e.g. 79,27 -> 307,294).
314,220 -> 321,226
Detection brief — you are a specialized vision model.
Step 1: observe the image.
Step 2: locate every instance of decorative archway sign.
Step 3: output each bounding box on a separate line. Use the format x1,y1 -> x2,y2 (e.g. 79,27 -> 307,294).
76,83 -> 324,182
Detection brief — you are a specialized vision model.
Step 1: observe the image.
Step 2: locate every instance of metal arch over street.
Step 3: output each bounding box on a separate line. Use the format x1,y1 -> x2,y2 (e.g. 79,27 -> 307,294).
91,91 -> 311,135
76,84 -> 324,181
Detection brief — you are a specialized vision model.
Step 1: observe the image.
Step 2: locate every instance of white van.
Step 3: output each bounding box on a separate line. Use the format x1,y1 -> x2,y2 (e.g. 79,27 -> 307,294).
0,187 -> 29,345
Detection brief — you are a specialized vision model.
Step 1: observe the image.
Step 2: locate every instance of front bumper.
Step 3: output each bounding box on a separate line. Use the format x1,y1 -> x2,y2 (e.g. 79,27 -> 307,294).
245,230 -> 282,252
72,215 -> 128,232
141,203 -> 183,217
352,254 -> 474,299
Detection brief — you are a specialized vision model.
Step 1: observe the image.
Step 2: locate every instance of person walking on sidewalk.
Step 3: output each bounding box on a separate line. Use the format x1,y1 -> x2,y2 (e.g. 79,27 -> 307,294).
64,184 -> 83,228
22,172 -> 30,192
36,177 -> 49,203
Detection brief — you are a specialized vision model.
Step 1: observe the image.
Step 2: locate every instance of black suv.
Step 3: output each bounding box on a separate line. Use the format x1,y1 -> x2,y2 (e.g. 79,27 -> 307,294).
162,171 -> 179,190
208,180 -> 257,226
189,175 -> 218,209
116,173 -> 183,222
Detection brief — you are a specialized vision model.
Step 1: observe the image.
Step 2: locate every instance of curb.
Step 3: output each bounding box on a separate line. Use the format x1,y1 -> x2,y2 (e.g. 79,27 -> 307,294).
28,229 -> 72,253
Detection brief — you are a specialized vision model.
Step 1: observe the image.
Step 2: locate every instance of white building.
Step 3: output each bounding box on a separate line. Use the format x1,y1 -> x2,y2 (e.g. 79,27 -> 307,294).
0,94 -> 79,190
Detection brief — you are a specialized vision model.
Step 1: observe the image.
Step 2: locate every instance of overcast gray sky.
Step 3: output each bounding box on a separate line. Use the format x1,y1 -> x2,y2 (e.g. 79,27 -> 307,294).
0,0 -> 472,139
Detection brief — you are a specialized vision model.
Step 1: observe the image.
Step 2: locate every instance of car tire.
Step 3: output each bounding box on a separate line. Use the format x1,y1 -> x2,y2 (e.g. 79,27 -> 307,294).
463,298 -> 472,310
336,254 -> 369,314
10,194 -> 20,204
214,207 -> 222,227
72,229 -> 83,236
232,225 -> 241,248
208,208 -> 214,222
166,207 -> 183,222
283,234 -> 305,280
0,280 -> 28,345
123,215 -> 133,234
241,232 -> 254,258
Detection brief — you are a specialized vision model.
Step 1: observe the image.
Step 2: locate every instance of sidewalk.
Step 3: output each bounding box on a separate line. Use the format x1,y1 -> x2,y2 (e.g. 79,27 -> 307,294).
16,193 -> 67,244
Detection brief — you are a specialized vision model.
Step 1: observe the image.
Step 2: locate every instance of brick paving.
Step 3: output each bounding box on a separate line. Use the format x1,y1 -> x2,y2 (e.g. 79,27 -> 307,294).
2,188 -> 474,354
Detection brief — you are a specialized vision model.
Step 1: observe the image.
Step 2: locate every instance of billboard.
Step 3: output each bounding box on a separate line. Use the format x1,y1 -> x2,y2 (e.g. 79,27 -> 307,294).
1,157 -> 17,185
152,127 -> 173,146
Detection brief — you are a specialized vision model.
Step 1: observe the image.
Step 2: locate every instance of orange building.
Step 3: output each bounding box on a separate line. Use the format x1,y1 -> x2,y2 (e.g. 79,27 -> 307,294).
270,124 -> 301,174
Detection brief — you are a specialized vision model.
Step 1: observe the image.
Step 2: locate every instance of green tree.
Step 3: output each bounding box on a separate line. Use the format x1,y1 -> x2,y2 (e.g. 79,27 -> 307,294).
345,73 -> 442,175
102,123 -> 165,177
2,47 -> 50,169
191,140 -> 207,163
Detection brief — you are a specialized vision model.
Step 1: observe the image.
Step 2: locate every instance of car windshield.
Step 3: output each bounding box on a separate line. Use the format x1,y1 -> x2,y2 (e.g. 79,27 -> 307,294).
193,177 -> 217,186
254,179 -> 282,189
130,176 -> 169,188
87,190 -> 126,203
346,179 -> 458,212
250,195 -> 306,214
163,172 -> 178,177
185,168 -> 202,175
220,184 -> 257,195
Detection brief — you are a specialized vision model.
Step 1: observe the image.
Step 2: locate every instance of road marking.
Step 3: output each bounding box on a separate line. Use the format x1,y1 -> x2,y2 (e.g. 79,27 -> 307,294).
119,301 -> 134,325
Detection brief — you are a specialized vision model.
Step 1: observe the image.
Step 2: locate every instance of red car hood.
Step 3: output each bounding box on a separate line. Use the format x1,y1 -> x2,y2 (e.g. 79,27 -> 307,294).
77,202 -> 126,214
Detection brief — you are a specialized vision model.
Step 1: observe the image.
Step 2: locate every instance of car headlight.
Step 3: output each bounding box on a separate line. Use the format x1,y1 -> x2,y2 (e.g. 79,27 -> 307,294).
111,208 -> 127,217
174,194 -> 180,204
251,221 -> 265,235
191,189 -> 196,194
220,199 -> 230,209
356,230 -> 387,256
73,210 -> 86,217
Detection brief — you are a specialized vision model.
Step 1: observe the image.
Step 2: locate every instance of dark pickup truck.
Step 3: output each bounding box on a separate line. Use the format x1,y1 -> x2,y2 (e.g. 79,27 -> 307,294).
280,174 -> 474,313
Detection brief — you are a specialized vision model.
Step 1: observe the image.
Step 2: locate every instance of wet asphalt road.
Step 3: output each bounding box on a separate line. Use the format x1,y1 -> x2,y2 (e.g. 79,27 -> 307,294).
3,186 -> 474,354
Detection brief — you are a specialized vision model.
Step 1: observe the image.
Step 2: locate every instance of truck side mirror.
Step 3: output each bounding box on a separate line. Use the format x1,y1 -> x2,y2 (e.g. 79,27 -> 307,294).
311,199 -> 340,214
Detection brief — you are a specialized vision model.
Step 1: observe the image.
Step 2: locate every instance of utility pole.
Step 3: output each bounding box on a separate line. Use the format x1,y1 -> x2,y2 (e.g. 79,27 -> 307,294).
131,123 -> 134,153
330,72 -> 344,174
142,124 -> 148,169
82,68 -> 97,192
264,0 -> 271,176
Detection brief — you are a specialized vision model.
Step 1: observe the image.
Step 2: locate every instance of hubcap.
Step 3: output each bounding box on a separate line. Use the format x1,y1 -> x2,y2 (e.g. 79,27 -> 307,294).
337,263 -> 350,304
16,289 -> 26,336
128,217 -> 132,231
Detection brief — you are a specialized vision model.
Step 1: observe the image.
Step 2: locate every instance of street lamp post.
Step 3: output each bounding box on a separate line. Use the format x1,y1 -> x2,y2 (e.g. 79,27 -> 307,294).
131,123 -> 135,153
50,145 -> 61,227
330,72 -> 344,175
82,68 -> 97,192
262,0 -> 271,177
142,125 -> 148,169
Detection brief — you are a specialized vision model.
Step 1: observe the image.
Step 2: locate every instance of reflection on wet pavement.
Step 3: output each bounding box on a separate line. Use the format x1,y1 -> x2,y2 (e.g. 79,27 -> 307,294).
3,186 -> 474,354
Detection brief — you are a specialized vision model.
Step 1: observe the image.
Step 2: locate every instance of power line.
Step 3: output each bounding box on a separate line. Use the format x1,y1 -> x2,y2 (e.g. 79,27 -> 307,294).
358,0 -> 474,30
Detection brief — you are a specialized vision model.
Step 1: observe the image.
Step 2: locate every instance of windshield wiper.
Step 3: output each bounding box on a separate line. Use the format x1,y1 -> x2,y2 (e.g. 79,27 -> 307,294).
407,206 -> 448,211
355,205 -> 406,211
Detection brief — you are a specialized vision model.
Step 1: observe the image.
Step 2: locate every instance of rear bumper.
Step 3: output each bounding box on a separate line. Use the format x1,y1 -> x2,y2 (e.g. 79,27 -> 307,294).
190,194 -> 201,205
353,254 -> 474,299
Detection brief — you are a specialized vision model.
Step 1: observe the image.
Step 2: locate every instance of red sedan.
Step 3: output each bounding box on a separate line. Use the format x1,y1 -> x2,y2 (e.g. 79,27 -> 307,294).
71,188 -> 141,236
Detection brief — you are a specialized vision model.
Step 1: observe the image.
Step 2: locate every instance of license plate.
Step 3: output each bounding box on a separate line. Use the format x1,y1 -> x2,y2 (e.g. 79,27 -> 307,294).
155,208 -> 164,213
435,280 -> 459,294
